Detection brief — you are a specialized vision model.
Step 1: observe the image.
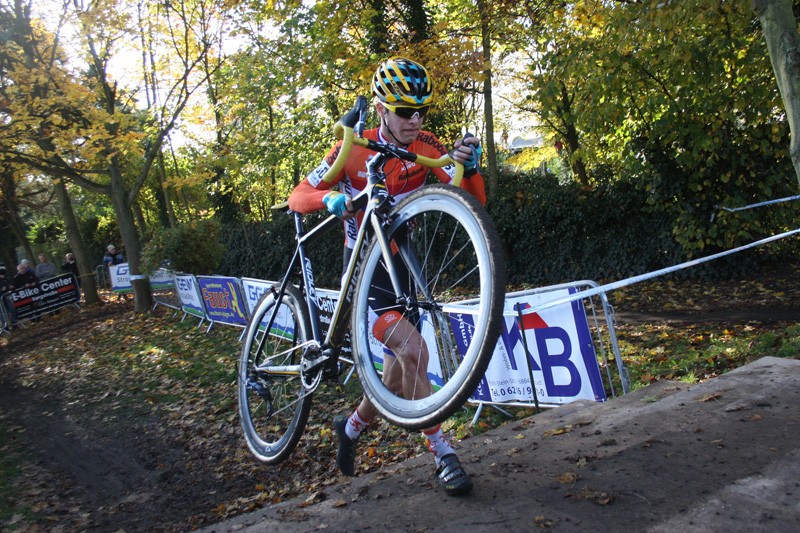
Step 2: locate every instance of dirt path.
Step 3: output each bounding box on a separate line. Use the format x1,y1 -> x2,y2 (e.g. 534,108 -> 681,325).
200,357 -> 800,532
1,274 -> 798,532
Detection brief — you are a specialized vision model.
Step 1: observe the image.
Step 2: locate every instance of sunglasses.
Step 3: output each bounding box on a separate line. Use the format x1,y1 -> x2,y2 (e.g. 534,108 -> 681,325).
383,103 -> 431,120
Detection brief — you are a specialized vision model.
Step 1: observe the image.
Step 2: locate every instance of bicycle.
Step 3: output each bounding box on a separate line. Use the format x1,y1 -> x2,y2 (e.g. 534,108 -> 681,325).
238,96 -> 507,464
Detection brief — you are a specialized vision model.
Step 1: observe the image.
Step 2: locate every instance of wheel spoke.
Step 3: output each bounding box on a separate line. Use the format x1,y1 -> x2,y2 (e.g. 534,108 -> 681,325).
351,185 -> 505,429
238,285 -> 314,464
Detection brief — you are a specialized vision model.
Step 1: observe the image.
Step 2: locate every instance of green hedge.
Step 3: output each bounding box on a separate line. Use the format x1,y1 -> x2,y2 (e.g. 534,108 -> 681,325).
213,170 -> 797,289
489,170 -> 679,285
141,219 -> 225,275
218,211 -> 344,289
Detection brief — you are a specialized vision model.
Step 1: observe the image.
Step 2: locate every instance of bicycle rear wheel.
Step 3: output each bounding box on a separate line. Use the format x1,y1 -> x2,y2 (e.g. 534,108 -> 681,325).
238,284 -> 313,464
351,184 -> 506,429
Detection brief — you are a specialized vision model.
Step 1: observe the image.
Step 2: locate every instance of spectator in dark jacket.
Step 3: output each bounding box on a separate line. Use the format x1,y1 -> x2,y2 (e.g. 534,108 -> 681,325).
103,244 -> 125,267
62,252 -> 80,286
103,244 -> 128,301
0,267 -> 11,330
0,267 -> 13,295
14,260 -> 39,289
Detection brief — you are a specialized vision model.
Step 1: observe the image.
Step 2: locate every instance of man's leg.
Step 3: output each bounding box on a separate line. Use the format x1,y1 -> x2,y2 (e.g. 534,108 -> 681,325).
334,314 -> 472,494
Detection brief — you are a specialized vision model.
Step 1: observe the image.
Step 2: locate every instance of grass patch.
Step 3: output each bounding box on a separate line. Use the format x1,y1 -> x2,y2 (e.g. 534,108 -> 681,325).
618,321 -> 800,385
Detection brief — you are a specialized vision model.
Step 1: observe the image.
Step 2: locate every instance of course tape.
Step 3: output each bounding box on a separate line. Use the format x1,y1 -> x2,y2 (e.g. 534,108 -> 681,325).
719,194 -> 800,212
521,228 -> 800,316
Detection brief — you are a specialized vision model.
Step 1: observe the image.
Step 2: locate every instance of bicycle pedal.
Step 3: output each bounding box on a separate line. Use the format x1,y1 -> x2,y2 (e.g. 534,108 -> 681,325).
322,361 -> 342,381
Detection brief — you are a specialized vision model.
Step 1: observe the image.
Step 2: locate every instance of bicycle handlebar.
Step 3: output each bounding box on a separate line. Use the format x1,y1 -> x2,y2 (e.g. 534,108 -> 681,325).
326,97 -> 465,187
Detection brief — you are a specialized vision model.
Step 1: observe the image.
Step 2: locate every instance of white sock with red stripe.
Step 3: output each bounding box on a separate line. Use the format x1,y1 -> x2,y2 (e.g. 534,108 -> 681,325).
345,409 -> 369,440
423,426 -> 455,465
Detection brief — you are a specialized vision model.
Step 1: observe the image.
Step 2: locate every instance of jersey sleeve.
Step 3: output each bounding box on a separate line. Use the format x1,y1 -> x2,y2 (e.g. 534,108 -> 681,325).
288,142 -> 343,214
288,180 -> 329,213
429,159 -> 488,207
458,171 -> 487,206
417,132 -> 487,206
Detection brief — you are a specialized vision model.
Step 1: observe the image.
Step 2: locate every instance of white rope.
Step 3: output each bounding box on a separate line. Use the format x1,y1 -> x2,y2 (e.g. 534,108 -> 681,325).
520,228 -> 800,316
719,194 -> 800,212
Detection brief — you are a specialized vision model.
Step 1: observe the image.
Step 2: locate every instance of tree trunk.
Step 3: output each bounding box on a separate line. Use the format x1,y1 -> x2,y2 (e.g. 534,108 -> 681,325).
368,0 -> 389,54
109,166 -> 153,312
0,171 -> 34,262
403,0 -> 429,42
559,82 -> 590,186
6,210 -> 33,263
754,0 -> 800,187
159,152 -> 178,226
0,214 -> 18,268
477,0 -> 498,201
52,178 -> 101,305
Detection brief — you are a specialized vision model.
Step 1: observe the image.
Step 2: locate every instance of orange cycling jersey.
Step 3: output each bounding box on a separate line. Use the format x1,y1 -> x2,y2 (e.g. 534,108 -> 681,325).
288,128 -> 486,249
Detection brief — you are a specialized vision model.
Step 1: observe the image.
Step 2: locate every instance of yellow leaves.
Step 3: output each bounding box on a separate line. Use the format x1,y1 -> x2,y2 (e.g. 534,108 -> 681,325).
543,425 -> 574,437
567,487 -> 613,505
557,471 -> 579,485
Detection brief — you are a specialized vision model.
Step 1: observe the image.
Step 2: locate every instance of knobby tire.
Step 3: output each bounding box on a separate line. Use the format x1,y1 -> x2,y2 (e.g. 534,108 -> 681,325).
350,184 -> 506,430
238,284 -> 313,464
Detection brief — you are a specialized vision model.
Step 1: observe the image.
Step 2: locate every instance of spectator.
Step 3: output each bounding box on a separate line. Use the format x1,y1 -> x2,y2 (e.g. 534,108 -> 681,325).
62,252 -> 81,287
0,267 -> 12,295
35,254 -> 58,280
14,260 -> 39,289
103,244 -> 125,268
0,267 -> 11,330
103,244 -> 128,301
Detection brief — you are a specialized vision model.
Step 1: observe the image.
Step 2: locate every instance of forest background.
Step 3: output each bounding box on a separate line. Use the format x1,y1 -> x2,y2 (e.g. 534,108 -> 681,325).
1,0 -> 799,309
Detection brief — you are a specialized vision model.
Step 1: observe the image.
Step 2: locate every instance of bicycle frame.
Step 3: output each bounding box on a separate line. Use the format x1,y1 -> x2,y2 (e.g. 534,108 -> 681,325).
254,96 -> 468,384
256,158 -> 410,384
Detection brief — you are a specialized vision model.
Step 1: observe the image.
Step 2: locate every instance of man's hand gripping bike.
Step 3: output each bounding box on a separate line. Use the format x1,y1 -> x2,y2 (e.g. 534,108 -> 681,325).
238,96 -> 506,463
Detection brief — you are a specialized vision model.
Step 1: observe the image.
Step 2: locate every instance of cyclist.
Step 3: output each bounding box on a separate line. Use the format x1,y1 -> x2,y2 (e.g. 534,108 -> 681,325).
288,57 -> 486,496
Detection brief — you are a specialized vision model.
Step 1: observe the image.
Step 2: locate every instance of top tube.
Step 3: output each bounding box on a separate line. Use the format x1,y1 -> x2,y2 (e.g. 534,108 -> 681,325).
323,96 -> 465,187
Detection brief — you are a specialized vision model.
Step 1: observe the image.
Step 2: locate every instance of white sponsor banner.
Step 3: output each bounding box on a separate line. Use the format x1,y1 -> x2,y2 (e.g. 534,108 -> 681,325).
109,264 -> 176,294
241,279 -> 344,340
150,268 -> 174,291
237,279 -> 606,406
109,263 -> 132,293
174,273 -> 205,319
469,288 -> 606,405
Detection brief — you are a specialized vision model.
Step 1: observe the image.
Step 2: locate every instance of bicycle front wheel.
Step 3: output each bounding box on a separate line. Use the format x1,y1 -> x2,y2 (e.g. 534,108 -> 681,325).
351,184 -> 506,429
238,284 -> 313,464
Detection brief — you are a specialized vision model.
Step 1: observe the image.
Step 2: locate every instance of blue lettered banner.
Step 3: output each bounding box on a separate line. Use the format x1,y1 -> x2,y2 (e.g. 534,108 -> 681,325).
196,276 -> 249,327
174,273 -> 205,319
